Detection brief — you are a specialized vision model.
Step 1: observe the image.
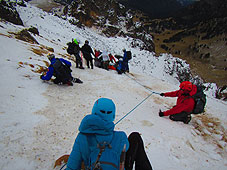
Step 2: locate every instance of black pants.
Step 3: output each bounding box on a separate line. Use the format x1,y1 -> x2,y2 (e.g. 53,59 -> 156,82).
169,112 -> 191,124
74,53 -> 83,68
53,76 -> 72,84
125,132 -> 153,170
85,58 -> 93,69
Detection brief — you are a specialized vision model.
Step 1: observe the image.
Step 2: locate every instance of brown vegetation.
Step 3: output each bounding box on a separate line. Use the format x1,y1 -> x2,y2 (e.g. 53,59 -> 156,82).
153,29 -> 227,87
191,114 -> 227,157
15,29 -> 39,44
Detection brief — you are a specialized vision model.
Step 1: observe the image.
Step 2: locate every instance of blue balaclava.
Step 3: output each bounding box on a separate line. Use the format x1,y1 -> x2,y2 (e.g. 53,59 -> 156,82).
92,98 -> 116,122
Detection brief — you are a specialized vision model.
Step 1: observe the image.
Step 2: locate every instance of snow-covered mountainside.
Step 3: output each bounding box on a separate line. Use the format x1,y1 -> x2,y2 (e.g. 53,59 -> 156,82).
0,2 -> 226,170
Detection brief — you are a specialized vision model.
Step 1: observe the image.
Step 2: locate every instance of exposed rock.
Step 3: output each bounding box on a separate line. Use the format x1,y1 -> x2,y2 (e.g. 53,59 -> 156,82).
102,26 -> 120,37
216,85 -> 227,101
63,0 -> 155,52
0,0 -> 23,25
15,29 -> 39,44
28,26 -> 39,35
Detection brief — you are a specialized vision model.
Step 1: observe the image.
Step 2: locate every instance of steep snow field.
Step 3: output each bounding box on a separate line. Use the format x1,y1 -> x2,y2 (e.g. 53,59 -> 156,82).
0,2 -> 226,170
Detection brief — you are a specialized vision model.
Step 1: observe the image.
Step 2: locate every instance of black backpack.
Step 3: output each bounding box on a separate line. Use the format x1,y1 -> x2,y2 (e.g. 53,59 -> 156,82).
67,42 -> 74,55
52,59 -> 71,80
191,85 -> 207,114
126,51 -> 132,60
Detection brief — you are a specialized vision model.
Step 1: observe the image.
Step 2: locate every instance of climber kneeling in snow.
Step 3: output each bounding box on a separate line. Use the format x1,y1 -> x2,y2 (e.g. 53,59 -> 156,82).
159,81 -> 197,124
40,53 -> 74,86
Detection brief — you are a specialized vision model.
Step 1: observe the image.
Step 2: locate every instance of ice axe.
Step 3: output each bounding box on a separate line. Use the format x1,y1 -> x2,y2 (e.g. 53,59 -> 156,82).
54,155 -> 85,170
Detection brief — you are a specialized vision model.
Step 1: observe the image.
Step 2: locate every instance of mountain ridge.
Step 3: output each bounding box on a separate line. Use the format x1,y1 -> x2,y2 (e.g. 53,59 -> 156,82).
1,0 -> 226,89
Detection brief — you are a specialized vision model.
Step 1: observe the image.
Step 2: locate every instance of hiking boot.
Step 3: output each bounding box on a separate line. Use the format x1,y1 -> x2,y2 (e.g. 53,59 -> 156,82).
67,81 -> 73,86
72,78 -> 83,84
183,115 -> 191,124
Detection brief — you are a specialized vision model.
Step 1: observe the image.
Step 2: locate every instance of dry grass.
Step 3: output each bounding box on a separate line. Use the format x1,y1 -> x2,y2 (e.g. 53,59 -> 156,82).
31,44 -> 54,56
18,61 -> 48,74
153,29 -> 227,87
191,113 -> 227,157
32,64 -> 48,74
0,33 -> 12,38
31,48 -> 46,56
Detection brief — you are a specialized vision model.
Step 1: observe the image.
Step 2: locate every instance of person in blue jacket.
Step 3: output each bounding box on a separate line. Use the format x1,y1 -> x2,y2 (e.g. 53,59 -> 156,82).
117,49 -> 130,74
66,98 -> 153,170
122,49 -> 129,72
40,53 -> 73,86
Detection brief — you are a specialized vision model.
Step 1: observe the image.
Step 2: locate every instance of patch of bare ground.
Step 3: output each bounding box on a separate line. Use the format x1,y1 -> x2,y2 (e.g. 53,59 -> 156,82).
191,113 -> 227,157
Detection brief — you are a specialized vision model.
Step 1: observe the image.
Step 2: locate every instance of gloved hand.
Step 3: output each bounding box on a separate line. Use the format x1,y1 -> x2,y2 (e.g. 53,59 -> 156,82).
40,75 -> 44,79
160,93 -> 164,96
159,110 -> 164,117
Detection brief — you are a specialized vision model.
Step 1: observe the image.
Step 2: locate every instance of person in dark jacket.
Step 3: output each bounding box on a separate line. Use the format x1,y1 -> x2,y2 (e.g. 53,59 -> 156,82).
73,39 -> 84,69
81,40 -> 95,69
40,53 -> 73,86
159,81 -> 197,124
66,98 -> 153,170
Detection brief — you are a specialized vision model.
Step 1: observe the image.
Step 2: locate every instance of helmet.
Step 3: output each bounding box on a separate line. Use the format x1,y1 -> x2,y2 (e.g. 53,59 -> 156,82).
179,81 -> 193,91
92,98 -> 116,122
47,53 -> 55,60
85,40 -> 89,44
73,38 -> 79,45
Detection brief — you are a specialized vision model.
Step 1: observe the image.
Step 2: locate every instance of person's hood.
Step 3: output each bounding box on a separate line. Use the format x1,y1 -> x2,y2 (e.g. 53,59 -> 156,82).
189,84 -> 197,96
179,84 -> 197,96
79,114 -> 115,135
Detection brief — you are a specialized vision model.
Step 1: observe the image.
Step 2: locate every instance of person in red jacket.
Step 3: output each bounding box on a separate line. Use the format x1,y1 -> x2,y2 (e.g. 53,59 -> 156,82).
159,81 -> 197,124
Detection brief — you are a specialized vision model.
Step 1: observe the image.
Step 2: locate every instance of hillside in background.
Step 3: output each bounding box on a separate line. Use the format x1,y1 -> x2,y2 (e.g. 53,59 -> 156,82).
1,0 -> 226,90
150,0 -> 227,87
118,0 -> 183,18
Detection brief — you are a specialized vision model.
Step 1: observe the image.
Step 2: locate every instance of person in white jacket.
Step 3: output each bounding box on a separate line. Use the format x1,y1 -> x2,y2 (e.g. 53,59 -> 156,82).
99,51 -> 110,70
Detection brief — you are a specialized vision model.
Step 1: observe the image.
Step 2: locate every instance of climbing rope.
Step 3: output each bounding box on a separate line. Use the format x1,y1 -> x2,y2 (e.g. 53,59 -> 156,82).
124,73 -> 160,95
115,92 -> 155,125
114,72 -> 161,125
59,163 -> 67,170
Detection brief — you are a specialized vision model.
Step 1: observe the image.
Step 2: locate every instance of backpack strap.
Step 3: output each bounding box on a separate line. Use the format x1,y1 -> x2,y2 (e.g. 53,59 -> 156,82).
85,134 -> 118,170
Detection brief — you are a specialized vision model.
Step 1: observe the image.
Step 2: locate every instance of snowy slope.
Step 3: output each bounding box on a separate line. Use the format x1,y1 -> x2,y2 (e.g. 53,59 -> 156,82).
0,2 -> 226,170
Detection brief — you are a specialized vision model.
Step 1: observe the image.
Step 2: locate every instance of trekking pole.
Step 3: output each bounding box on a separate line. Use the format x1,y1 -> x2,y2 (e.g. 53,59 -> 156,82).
115,92 -> 154,125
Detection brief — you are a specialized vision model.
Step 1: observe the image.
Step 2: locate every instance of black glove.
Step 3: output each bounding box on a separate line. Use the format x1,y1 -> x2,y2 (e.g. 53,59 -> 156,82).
40,75 -> 44,79
160,93 -> 164,96
159,110 -> 164,117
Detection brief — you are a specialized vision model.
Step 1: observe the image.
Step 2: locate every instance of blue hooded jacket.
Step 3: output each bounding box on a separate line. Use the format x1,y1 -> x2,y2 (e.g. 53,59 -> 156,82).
41,58 -> 72,81
66,114 -> 129,170
117,51 -> 129,72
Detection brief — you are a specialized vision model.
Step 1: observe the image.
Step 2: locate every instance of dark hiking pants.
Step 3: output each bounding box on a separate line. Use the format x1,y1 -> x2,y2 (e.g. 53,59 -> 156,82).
74,53 -> 82,68
125,132 -> 153,170
169,112 -> 191,124
53,76 -> 72,85
85,58 -> 93,69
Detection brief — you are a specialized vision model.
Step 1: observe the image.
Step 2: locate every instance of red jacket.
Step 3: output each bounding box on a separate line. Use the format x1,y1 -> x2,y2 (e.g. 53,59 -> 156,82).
109,54 -> 116,63
163,85 -> 197,116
